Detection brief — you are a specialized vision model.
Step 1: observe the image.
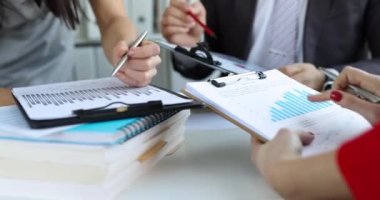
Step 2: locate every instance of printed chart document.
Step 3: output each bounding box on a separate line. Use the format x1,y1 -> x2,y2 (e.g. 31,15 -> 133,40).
184,70 -> 372,156
12,77 -> 193,121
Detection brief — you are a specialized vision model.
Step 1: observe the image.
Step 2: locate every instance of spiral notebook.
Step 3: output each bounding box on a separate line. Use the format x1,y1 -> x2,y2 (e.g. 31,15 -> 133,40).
0,105 -> 181,146
60,110 -> 180,146
11,77 -> 202,128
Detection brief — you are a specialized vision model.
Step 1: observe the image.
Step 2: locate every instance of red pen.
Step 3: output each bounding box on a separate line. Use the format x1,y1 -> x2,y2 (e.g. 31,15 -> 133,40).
186,10 -> 217,39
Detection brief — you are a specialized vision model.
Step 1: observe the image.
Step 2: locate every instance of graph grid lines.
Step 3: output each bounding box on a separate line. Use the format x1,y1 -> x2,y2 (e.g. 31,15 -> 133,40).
270,90 -> 332,122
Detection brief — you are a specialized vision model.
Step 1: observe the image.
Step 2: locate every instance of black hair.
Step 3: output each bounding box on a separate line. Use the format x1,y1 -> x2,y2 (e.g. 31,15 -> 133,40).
0,0 -> 82,29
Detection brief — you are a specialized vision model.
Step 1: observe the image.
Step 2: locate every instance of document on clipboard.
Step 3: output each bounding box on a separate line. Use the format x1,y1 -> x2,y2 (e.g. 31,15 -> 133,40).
183,69 -> 372,156
12,77 -> 202,129
155,40 -> 265,74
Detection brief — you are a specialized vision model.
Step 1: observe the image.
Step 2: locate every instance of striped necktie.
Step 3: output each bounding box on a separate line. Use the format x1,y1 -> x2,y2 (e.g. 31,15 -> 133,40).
263,0 -> 301,68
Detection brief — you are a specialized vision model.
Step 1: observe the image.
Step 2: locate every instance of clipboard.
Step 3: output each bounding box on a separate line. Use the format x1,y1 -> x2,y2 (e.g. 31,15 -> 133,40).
11,79 -> 204,129
182,89 -> 267,142
182,70 -> 373,157
182,71 -> 268,142
155,40 -> 253,74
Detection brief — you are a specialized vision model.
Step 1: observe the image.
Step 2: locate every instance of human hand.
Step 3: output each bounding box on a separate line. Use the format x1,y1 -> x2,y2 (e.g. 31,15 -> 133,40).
279,63 -> 326,91
112,40 -> 161,87
161,0 -> 206,47
251,129 -> 314,186
309,66 -> 380,124
321,66 -> 380,95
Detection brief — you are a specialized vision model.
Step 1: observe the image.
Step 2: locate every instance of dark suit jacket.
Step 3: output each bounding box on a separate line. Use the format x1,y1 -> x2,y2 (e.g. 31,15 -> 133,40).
175,0 -> 380,80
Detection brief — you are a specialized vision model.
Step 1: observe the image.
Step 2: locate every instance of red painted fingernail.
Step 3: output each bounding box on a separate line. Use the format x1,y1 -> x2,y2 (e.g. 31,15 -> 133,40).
330,90 -> 343,102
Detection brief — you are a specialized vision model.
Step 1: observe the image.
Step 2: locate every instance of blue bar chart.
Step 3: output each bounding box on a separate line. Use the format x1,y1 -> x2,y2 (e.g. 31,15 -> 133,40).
271,90 -> 332,122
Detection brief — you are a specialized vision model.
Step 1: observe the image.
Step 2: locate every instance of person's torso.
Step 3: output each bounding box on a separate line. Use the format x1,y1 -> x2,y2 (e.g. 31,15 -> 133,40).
203,0 -> 371,68
0,0 -> 75,87
246,0 -> 308,70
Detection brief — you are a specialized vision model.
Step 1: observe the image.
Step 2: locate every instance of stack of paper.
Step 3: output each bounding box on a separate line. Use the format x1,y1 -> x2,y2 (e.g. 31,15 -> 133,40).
0,106 -> 191,200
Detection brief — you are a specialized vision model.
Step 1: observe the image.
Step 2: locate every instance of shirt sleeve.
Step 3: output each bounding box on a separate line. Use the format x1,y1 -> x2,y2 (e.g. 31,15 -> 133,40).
337,122 -> 380,200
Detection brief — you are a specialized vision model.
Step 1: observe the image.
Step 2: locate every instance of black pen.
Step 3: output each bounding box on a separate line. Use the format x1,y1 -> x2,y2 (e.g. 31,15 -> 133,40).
73,101 -> 163,117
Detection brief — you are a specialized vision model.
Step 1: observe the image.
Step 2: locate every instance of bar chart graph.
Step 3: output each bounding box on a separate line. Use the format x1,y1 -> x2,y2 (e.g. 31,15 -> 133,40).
271,90 -> 332,122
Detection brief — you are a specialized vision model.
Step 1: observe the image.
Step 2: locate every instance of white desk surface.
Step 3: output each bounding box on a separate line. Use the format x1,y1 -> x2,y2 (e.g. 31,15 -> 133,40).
0,110 -> 281,200
117,110 -> 281,200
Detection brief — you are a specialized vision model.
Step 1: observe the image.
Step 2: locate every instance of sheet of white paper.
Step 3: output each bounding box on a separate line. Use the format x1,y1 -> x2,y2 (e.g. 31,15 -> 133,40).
186,70 -> 372,156
12,77 -> 192,120
0,106 -> 76,137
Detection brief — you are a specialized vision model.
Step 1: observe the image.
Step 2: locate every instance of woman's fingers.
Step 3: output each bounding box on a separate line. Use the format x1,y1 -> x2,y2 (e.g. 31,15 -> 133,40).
113,41 -> 161,87
127,41 -> 160,59
333,66 -> 380,96
251,129 -> 314,164
112,40 -> 129,65
308,91 -> 331,102
329,90 -> 380,124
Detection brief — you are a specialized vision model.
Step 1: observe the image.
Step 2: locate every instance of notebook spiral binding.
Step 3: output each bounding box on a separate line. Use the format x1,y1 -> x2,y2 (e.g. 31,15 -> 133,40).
119,110 -> 179,143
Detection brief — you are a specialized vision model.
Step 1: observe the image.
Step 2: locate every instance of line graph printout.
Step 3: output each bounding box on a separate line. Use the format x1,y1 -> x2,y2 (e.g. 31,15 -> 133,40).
185,70 -> 372,156
12,77 -> 192,120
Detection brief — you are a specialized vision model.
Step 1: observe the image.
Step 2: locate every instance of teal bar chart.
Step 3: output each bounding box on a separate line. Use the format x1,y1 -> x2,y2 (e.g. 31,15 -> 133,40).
271,90 -> 332,122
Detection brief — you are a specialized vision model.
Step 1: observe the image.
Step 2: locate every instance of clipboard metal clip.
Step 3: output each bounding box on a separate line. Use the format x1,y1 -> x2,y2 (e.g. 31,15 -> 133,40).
209,71 -> 267,88
73,101 -> 163,117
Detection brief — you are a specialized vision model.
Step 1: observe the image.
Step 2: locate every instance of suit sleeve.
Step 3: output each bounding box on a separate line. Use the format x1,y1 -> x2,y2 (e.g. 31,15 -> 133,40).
202,0 -> 220,53
335,0 -> 380,74
337,122 -> 380,199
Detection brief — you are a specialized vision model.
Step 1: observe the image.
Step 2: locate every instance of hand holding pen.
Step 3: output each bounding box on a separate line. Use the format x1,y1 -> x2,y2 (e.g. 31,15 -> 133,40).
309,66 -> 380,125
161,0 -> 213,47
111,31 -> 161,87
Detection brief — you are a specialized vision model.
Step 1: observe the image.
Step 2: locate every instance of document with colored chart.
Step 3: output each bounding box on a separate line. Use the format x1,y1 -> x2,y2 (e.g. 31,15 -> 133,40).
184,70 -> 372,156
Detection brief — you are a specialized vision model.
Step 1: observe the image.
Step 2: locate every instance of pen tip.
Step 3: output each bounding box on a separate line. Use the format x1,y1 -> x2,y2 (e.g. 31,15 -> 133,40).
207,32 -> 217,40
111,71 -> 118,77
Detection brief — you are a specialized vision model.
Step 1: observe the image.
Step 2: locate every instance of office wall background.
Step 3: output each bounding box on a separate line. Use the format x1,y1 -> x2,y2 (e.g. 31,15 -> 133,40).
74,0 -> 214,92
